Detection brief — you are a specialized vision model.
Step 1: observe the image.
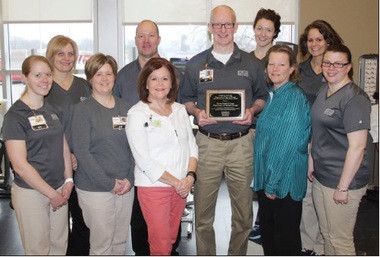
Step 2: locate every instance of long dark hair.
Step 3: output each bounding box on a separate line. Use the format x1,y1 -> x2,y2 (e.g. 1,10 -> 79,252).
299,20 -> 344,58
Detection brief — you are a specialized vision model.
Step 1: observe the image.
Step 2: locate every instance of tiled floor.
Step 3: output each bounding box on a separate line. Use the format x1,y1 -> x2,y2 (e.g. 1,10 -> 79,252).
0,178 -> 378,256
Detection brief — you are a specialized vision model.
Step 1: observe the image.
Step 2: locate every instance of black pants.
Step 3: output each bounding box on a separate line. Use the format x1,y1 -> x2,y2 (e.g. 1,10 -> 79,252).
258,190 -> 302,256
66,187 -> 90,256
131,186 -> 181,255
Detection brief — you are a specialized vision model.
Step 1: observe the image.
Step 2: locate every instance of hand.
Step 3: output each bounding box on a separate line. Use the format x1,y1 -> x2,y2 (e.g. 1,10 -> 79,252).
112,179 -> 132,195
196,109 -> 217,127
49,191 -> 68,212
175,177 -> 194,199
61,181 -> 74,200
232,108 -> 253,125
333,190 -> 348,205
265,192 -> 277,200
71,154 -> 78,171
116,179 -> 132,195
307,170 -> 314,182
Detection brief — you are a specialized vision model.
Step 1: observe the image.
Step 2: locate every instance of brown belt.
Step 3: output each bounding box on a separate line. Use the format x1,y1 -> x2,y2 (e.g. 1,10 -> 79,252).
198,127 -> 250,141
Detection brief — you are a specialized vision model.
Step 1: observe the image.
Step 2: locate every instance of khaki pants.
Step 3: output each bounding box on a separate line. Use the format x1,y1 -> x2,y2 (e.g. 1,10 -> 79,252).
77,187 -> 134,255
312,178 -> 367,255
300,179 -> 324,254
194,132 -> 254,255
12,183 -> 68,255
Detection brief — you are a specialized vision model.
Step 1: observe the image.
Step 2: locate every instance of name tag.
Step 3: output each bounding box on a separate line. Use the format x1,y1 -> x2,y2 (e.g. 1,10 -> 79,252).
199,69 -> 214,83
28,115 -> 48,131
112,116 -> 127,130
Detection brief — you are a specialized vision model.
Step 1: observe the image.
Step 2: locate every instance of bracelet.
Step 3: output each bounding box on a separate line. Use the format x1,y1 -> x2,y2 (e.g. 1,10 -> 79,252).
336,186 -> 348,192
186,171 -> 197,184
64,178 -> 74,185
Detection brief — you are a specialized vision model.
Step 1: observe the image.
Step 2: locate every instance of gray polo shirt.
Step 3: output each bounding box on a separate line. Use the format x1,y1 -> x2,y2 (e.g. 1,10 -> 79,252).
180,43 -> 268,134
2,100 -> 65,189
299,58 -> 325,105
113,59 -> 141,105
45,76 -> 91,150
311,82 -> 371,190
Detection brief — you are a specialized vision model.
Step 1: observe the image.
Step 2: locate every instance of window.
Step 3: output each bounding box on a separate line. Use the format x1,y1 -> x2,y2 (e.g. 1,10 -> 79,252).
7,23 -> 93,71
123,24 -> 294,64
233,24 -> 294,53
124,25 -> 208,64
122,0 -> 297,65
0,0 -> 93,104
3,23 -> 93,102
1,23 -> 93,103
1,0 -> 299,105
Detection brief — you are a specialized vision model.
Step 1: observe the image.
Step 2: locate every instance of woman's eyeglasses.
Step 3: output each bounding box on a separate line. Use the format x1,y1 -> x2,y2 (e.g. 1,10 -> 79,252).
322,61 -> 350,68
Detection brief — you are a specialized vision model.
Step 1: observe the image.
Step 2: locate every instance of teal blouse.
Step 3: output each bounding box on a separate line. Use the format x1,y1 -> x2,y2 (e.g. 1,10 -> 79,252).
253,81 -> 311,201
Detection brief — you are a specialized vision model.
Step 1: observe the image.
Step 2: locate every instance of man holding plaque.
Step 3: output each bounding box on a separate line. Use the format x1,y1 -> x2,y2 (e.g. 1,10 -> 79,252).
180,5 -> 268,255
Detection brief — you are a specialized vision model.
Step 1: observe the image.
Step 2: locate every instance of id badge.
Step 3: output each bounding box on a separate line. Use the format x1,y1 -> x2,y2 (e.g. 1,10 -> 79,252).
199,69 -> 214,83
113,116 -> 127,130
28,115 -> 48,131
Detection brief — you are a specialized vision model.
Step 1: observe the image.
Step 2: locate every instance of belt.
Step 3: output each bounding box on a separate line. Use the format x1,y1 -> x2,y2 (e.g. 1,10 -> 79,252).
198,127 -> 250,141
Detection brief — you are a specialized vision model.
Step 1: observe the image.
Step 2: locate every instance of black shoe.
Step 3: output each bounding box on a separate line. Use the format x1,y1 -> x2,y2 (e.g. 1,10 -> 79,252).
135,251 -> 150,256
301,248 -> 313,256
171,250 -> 180,256
248,225 -> 261,240
356,250 -> 367,256
311,251 -> 324,256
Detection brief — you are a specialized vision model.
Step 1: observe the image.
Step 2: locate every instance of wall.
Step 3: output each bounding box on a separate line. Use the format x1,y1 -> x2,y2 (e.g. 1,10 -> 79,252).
299,0 -> 379,84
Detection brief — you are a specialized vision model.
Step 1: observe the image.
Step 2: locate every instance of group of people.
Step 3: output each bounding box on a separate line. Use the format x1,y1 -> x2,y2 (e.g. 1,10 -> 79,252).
0,4 -> 371,256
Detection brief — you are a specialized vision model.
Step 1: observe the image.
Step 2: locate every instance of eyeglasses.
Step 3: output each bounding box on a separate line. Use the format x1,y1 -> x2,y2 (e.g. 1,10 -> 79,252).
211,23 -> 235,29
322,61 -> 350,68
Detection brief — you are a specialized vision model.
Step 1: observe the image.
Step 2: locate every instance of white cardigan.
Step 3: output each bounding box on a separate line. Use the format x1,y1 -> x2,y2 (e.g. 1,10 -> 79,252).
126,101 -> 198,187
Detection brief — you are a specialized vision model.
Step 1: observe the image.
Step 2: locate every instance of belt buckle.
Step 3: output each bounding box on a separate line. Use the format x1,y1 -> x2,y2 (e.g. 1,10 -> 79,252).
220,133 -> 228,141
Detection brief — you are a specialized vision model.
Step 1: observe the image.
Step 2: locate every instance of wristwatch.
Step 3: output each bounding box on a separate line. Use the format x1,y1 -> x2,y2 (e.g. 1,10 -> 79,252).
186,171 -> 197,184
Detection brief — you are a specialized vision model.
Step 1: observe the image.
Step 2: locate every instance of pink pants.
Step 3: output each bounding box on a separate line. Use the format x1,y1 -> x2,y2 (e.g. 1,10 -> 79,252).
138,186 -> 186,255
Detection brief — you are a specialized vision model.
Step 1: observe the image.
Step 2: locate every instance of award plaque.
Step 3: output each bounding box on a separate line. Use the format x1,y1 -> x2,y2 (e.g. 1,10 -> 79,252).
206,89 -> 245,121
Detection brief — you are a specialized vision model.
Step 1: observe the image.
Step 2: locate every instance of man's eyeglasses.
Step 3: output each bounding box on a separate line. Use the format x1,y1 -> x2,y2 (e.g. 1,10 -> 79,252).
211,23 -> 235,29
322,61 -> 350,68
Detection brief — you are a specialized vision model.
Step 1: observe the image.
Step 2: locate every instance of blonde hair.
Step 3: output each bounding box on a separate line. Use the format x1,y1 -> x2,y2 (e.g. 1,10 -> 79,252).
46,35 -> 79,72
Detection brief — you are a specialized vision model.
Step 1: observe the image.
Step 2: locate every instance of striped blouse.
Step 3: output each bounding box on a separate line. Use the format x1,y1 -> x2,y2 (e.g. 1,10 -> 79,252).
253,81 -> 311,201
